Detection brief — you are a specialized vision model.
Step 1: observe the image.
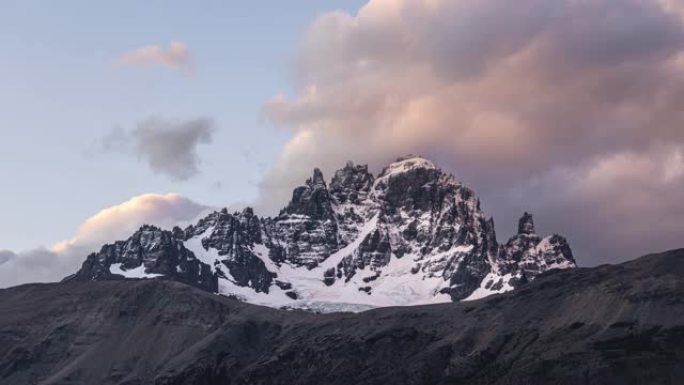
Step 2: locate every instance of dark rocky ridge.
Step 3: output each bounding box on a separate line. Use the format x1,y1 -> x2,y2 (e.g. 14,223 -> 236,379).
3,249 -> 684,384
70,225 -> 217,292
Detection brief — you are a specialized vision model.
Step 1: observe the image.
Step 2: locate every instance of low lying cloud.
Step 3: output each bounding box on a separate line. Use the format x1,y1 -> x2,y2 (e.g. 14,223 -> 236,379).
116,41 -> 192,73
53,193 -> 209,253
1,193 -> 209,288
260,0 -> 684,265
0,248 -> 83,290
103,117 -> 215,180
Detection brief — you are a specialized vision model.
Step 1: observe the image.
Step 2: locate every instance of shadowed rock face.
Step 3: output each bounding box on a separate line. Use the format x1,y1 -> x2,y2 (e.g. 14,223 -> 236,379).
67,155 -> 575,308
70,225 -> 218,292
518,212 -> 536,234
272,167 -> 340,268
2,249 -> 683,385
283,168 -> 335,221
183,208 -> 275,293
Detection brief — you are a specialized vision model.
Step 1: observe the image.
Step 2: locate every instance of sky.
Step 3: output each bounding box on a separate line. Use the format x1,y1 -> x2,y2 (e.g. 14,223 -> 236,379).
0,0 -> 365,251
1,0 -> 683,287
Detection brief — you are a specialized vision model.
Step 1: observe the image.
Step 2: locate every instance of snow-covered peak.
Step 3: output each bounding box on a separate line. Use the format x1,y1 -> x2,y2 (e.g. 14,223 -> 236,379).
377,155 -> 438,180
69,155 -> 576,313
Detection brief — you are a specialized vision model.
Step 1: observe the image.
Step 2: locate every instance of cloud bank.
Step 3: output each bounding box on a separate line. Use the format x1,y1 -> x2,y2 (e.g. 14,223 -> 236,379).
261,0 -> 684,265
52,193 -> 208,253
1,193 -> 208,288
116,41 -> 192,73
103,117 -> 215,180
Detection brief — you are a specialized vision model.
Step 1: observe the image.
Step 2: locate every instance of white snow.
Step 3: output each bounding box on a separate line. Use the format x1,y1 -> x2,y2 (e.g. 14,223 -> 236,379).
379,156 -> 437,179
169,155 -> 573,312
109,263 -> 163,279
251,243 -> 280,272
320,214 -> 379,270
462,272 -> 515,301
180,210 -> 453,312
216,275 -> 294,307
184,230 -> 223,273
180,203 -> 524,310
354,252 -> 452,306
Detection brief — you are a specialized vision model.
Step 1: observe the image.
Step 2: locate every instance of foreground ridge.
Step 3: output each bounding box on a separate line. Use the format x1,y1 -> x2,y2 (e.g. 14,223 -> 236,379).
7,249 -> 684,384
68,155 -> 575,311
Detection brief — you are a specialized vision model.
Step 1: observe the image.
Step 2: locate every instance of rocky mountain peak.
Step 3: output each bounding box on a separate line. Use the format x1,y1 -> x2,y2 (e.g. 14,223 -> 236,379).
241,206 -> 255,217
372,155 -> 447,213
311,167 -> 326,186
518,212 -> 536,235
138,224 -> 162,232
282,168 -> 334,221
495,213 -> 576,289
329,161 -> 374,205
377,155 -> 438,179
68,225 -> 217,292
69,155 -> 576,312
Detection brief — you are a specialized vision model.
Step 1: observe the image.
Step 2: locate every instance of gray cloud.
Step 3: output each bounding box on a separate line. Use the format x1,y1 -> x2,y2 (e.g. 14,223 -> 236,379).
0,248 -> 84,289
259,0 -> 684,266
104,117 -> 215,180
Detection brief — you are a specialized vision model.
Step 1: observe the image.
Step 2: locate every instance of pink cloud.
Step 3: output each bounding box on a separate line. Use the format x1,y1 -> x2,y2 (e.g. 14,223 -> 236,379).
53,193 -> 208,254
116,41 -> 192,73
1,193 -> 209,288
259,0 -> 684,265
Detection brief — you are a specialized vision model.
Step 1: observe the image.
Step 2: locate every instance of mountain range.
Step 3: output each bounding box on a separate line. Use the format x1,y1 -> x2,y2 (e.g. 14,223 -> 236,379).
3,155 -> 683,384
66,155 -> 575,311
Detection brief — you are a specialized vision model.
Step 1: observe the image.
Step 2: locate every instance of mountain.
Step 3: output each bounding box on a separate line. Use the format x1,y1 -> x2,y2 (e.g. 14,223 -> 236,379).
3,249 -> 683,385
67,155 -> 575,311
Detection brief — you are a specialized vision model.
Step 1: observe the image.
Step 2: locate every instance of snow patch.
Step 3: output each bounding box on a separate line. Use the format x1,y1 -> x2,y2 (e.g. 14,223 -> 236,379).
109,263 -> 163,279
462,272 -> 515,301
184,228 -> 223,272
320,214 -> 379,270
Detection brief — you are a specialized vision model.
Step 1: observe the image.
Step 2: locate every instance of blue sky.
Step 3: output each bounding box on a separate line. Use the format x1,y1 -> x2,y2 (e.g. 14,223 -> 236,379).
0,1 -> 365,250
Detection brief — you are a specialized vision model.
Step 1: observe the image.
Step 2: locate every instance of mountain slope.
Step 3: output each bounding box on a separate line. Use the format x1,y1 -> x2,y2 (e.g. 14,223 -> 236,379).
68,155 -> 575,310
3,249 -> 683,385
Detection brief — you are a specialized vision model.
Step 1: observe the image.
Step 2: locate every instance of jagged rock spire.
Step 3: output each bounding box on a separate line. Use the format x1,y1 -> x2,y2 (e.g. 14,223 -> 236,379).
282,168 -> 334,220
518,212 -> 536,235
311,168 -> 325,185
329,161 -> 374,205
